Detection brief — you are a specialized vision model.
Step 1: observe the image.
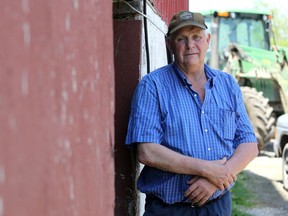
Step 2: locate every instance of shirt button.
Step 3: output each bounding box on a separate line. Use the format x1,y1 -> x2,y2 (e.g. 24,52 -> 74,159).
202,111 -> 205,114
205,129 -> 208,132
194,94 -> 197,97
208,148 -> 211,151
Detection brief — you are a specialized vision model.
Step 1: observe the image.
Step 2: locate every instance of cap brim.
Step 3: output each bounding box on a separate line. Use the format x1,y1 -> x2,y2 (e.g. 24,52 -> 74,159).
169,21 -> 207,35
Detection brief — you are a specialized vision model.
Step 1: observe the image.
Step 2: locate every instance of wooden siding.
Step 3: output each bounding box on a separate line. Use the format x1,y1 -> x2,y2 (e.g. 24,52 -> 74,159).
0,0 -> 114,215
151,0 -> 189,23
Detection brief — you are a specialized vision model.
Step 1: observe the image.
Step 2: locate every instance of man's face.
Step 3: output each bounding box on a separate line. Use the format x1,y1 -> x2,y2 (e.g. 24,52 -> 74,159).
168,26 -> 210,70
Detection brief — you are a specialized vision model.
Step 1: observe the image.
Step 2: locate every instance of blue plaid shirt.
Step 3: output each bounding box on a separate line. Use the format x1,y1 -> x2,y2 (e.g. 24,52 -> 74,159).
125,63 -> 257,204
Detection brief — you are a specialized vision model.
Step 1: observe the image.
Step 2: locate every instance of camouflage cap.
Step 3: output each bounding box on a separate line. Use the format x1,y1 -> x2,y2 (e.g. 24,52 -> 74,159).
167,11 -> 208,36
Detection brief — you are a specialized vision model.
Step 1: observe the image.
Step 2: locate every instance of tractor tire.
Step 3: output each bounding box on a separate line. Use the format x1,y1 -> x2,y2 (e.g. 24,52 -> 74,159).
241,86 -> 275,150
282,143 -> 288,190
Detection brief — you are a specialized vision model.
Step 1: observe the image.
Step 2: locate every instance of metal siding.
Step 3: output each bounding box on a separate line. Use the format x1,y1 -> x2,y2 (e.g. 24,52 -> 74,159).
151,0 -> 189,23
0,0 -> 114,215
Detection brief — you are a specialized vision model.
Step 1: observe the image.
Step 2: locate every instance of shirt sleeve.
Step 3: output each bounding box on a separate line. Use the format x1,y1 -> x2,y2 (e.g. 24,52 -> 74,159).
125,78 -> 163,147
233,82 -> 257,148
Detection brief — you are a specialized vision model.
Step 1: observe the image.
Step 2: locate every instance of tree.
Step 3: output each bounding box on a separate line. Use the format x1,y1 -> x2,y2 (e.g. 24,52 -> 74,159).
270,8 -> 288,47
256,0 -> 288,47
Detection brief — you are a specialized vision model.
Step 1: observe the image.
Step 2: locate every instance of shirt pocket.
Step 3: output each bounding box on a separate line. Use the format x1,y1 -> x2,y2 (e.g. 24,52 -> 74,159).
220,109 -> 237,140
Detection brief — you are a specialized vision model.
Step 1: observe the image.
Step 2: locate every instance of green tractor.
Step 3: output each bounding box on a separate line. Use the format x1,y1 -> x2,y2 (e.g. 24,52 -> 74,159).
201,9 -> 288,150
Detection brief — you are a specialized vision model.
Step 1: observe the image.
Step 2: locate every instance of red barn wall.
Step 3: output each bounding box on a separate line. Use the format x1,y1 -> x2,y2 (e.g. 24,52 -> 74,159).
113,1 -> 189,215
114,20 -> 142,216
151,0 -> 189,23
113,0 -> 188,216
0,0 -> 114,216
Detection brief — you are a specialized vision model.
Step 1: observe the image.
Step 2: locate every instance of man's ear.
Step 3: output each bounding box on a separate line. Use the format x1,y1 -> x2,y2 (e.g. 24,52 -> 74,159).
206,33 -> 211,45
166,38 -> 174,54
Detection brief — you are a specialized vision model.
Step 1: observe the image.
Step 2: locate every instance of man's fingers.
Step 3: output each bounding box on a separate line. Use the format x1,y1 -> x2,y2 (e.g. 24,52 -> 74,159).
187,176 -> 200,184
196,195 -> 209,207
184,184 -> 197,197
216,157 -> 227,165
218,183 -> 224,191
186,190 -> 201,202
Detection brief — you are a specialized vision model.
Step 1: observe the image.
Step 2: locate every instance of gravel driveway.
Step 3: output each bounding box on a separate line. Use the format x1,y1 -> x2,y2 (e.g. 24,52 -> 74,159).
242,143 -> 288,215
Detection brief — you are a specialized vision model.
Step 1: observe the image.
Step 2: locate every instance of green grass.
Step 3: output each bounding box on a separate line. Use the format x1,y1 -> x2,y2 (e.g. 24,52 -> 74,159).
231,171 -> 257,216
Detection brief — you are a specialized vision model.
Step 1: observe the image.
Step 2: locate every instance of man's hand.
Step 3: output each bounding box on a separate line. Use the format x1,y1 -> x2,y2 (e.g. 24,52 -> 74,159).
202,158 -> 236,190
137,143 -> 237,190
184,176 -> 218,207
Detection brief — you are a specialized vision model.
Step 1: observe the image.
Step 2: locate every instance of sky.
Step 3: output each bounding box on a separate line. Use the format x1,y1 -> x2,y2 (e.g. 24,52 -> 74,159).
189,0 -> 287,17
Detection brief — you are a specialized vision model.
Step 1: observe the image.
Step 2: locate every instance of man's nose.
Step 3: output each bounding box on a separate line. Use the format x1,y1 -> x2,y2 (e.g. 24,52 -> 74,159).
187,39 -> 195,49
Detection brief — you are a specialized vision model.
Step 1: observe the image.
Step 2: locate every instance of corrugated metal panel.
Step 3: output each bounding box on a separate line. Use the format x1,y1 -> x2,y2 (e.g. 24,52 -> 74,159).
0,0 -> 114,215
150,0 -> 189,24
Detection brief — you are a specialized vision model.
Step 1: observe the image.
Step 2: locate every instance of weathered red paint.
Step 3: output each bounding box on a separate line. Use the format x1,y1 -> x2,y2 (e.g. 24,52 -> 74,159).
0,0 -> 114,216
113,20 -> 142,216
152,0 -> 189,23
113,1 -> 189,215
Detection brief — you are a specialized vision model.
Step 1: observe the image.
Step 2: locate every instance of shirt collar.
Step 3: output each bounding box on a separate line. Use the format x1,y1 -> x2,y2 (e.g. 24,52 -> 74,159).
204,64 -> 216,88
173,62 -> 216,88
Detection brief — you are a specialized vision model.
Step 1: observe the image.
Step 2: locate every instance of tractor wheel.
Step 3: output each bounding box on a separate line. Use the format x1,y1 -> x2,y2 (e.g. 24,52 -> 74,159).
282,143 -> 288,190
241,86 -> 275,150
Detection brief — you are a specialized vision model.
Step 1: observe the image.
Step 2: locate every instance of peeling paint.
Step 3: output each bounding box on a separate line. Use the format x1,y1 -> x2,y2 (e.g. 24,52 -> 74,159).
94,61 -> 99,72
78,80 -> 88,101
69,176 -> 75,201
66,52 -> 76,61
87,137 -> 93,145
0,166 -> 4,216
61,91 -> 68,126
22,22 -> 31,47
83,110 -> 89,120
90,81 -> 95,92
65,13 -> 71,32
21,72 -> 29,96
8,117 -> 17,130
95,145 -> 100,164
0,198 -> 3,216
110,86 -> 114,112
21,0 -> 30,14
54,138 -> 72,164
82,80 -> 88,88
71,68 -> 77,92
73,0 -> 79,10
95,72 -> 99,81
61,90 -> 68,102
63,138 -> 72,157
2,0 -> 115,215
68,176 -> 78,216
0,165 -> 5,183
68,115 -> 74,125
105,130 -> 109,143
110,100 -> 114,114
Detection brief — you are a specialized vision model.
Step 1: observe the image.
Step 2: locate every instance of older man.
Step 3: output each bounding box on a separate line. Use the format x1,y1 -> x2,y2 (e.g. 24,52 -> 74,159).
125,11 -> 258,215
